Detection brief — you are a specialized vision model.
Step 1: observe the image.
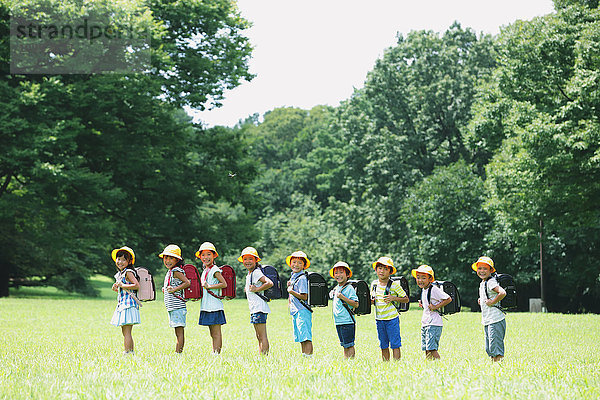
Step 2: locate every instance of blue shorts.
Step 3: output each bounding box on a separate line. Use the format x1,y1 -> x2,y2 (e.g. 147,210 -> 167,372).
250,312 -> 268,324
421,325 -> 442,351
168,308 -> 187,328
198,310 -> 226,326
292,309 -> 312,343
376,317 -> 402,349
484,319 -> 506,357
336,323 -> 356,348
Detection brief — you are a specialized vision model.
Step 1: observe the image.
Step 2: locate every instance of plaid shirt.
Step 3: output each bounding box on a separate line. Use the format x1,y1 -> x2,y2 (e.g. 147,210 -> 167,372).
116,270 -> 139,311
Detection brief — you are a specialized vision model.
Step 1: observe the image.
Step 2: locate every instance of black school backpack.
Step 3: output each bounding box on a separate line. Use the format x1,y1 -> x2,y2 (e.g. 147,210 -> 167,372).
486,273 -> 517,311
349,280 -> 371,316
249,264 -> 282,302
427,281 -> 461,315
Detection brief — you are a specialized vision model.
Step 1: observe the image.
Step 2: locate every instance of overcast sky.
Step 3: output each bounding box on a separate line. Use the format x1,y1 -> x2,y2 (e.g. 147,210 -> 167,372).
191,0 -> 555,128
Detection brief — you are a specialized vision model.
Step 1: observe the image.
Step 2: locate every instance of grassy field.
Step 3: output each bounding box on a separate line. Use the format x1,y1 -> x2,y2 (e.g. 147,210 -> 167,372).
1,277 -> 599,399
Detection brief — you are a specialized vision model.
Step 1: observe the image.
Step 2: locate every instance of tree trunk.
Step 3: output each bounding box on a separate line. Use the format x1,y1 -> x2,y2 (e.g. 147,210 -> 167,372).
0,260 -> 8,297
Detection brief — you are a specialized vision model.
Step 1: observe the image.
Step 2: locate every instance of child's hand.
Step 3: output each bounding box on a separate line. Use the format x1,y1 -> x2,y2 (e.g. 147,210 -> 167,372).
382,294 -> 394,304
248,284 -> 258,293
418,300 -> 423,308
478,298 -> 481,305
428,304 -> 437,311
485,299 -> 494,307
287,280 -> 292,288
287,285 -> 293,293
112,283 -> 119,292
166,286 -> 175,294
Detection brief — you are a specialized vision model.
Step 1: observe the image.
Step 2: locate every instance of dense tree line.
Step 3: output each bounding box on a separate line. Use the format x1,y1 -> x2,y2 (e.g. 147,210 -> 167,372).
2,0 -> 598,312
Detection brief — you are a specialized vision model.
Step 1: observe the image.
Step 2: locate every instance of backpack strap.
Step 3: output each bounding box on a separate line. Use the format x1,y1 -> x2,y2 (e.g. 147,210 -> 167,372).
117,269 -> 142,307
168,268 -> 186,302
338,283 -> 356,324
202,265 -> 226,300
249,267 -> 270,303
384,279 -> 401,314
484,274 -> 506,314
291,272 -> 312,312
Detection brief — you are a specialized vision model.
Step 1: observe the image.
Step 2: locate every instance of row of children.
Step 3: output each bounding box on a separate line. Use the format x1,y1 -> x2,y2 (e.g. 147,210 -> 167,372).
111,244 -> 507,362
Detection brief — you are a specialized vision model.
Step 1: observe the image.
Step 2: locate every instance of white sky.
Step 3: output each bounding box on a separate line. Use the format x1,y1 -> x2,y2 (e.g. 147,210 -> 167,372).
191,0 -> 555,128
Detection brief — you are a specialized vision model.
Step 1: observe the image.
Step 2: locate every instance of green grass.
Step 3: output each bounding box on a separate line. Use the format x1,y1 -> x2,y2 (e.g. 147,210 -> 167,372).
1,277 -> 599,399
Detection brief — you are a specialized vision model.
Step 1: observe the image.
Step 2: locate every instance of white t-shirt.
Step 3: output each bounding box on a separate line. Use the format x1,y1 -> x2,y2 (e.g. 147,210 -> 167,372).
421,284 -> 450,327
245,268 -> 270,314
200,265 -> 224,312
479,277 -> 506,325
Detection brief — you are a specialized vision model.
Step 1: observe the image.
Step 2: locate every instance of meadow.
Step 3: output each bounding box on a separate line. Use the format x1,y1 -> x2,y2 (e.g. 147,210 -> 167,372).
1,277 -> 599,400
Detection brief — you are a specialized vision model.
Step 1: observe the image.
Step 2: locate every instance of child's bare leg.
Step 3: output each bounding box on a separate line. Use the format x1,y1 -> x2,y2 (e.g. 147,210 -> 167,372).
392,347 -> 401,360
381,348 -> 390,361
492,355 -> 504,362
121,325 -> 134,353
301,340 -> 313,355
426,350 -> 440,360
343,346 -> 355,359
208,324 -> 222,353
253,323 -> 269,355
174,327 -> 185,353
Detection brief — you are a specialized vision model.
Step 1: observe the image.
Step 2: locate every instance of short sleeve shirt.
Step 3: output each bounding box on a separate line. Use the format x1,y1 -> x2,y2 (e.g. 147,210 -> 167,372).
332,284 -> 359,325
200,265 -> 224,312
289,272 -> 308,315
479,277 -> 506,325
371,279 -> 407,320
163,267 -> 187,311
245,268 -> 271,314
420,285 -> 450,326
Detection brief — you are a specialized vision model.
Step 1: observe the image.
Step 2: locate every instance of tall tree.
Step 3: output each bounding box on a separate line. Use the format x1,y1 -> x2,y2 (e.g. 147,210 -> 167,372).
0,0 -> 255,296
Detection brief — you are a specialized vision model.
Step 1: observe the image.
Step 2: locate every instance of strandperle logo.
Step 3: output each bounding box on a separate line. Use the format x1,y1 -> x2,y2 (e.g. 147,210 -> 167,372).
10,6 -> 151,74
14,18 -> 148,42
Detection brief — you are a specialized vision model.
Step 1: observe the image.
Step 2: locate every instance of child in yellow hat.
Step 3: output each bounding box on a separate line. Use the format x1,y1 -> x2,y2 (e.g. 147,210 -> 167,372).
330,261 -> 359,359
159,244 -> 190,353
196,241 -> 228,354
412,264 -> 452,360
239,247 -> 273,355
472,256 -> 507,362
110,246 -> 140,355
370,256 -> 408,361
286,250 -> 313,357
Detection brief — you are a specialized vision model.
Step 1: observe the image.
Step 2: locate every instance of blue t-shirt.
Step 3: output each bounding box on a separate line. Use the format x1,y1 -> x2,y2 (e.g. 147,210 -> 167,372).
289,271 -> 308,315
332,284 -> 358,325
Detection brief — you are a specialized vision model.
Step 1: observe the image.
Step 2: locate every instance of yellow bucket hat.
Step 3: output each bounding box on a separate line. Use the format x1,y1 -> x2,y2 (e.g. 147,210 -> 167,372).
237,246 -> 261,263
329,261 -> 352,278
195,242 -> 219,258
472,256 -> 495,273
111,246 -> 135,265
286,250 -> 310,269
372,256 -> 397,275
411,264 -> 435,280
158,244 -> 182,260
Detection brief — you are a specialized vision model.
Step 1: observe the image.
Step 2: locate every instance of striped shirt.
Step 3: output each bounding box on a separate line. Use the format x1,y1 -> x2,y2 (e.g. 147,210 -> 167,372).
115,269 -> 139,311
371,279 -> 407,320
163,267 -> 186,311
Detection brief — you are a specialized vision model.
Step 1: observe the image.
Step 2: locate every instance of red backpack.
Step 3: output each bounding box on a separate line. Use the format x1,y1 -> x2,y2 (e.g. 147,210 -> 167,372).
168,264 -> 202,301
203,264 -> 237,300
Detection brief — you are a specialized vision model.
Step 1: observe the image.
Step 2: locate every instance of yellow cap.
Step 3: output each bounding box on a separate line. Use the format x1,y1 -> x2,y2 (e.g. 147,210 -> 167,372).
329,261 -> 352,278
372,256 -> 397,275
158,244 -> 182,260
286,251 -> 310,269
111,246 -> 135,265
472,256 -> 495,273
237,246 -> 261,263
411,264 -> 435,280
195,242 -> 219,258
